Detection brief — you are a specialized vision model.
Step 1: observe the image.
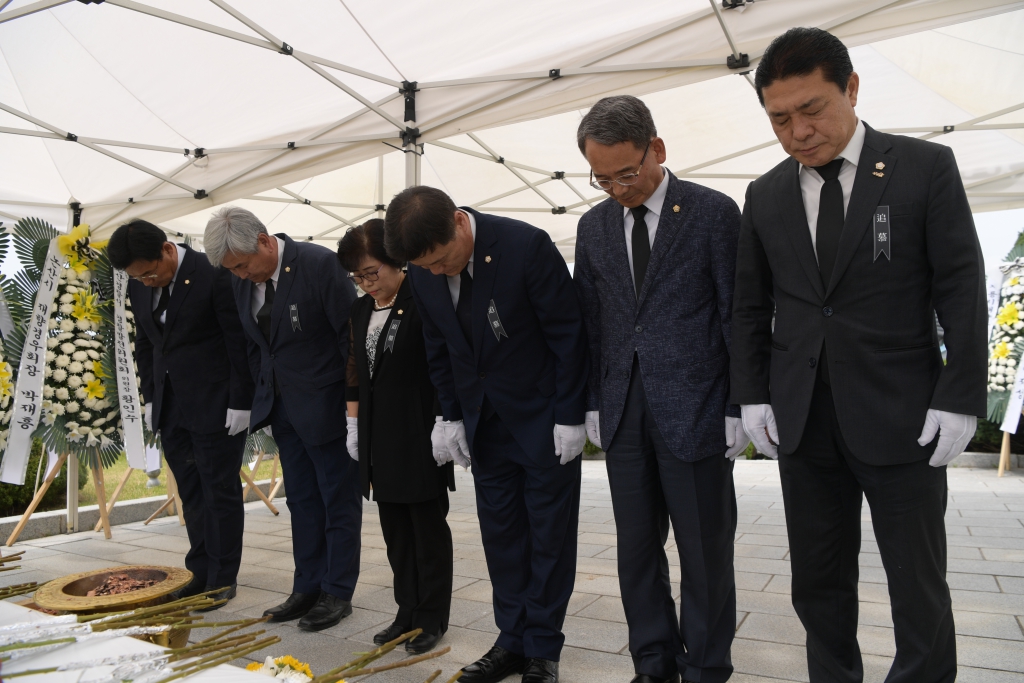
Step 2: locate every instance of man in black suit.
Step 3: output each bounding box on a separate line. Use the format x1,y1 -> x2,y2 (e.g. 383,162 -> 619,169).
574,95 -> 745,683
108,220 -> 254,606
204,206 -> 361,633
384,187 -> 589,683
731,28 -> 987,683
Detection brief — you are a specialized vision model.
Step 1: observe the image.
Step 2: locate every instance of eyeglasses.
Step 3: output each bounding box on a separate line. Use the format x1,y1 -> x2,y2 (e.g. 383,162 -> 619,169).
348,264 -> 384,284
589,142 -> 651,191
129,272 -> 160,282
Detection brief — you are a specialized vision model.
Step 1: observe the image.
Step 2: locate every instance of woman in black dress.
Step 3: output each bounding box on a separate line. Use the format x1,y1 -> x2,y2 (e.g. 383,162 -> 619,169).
339,219 -> 455,655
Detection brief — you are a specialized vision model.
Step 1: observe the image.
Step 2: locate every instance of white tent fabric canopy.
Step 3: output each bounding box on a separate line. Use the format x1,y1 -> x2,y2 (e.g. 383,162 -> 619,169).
1,0 -> 1022,258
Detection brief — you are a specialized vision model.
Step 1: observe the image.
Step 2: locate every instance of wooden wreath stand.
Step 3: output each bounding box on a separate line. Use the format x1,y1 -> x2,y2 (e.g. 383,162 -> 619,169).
240,450 -> 280,515
6,452 -> 113,547
143,466 -> 185,526
998,430 -> 1016,477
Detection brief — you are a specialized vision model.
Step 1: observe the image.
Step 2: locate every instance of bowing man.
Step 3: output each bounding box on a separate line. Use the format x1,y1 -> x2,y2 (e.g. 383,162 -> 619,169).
108,220 -> 254,607
732,28 -> 987,682
384,187 -> 588,683
203,207 -> 361,633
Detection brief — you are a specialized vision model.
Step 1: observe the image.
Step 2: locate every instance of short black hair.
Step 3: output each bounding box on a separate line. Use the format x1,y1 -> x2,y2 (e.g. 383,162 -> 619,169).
754,27 -> 853,106
107,219 -> 168,270
383,186 -> 457,262
337,218 -> 404,272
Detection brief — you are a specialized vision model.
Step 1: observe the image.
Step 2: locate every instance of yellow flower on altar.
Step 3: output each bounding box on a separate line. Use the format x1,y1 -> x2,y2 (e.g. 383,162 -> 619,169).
993,341 -> 1012,359
1011,277 -> 1021,286
275,656 -> 313,677
84,379 -> 105,401
58,224 -> 107,272
71,290 -> 102,326
996,303 -> 1020,327
0,361 -> 12,403
92,362 -> 107,381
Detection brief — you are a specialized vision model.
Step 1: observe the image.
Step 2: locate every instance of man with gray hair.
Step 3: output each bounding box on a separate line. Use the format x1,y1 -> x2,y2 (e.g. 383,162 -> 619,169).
204,206 -> 361,632
573,95 -> 744,683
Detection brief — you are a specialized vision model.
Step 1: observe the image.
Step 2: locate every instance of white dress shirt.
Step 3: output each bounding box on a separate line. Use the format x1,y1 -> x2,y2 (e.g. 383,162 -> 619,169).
447,210 -> 477,309
250,236 -> 286,321
622,167 -> 670,280
151,243 -> 187,324
798,120 -> 866,254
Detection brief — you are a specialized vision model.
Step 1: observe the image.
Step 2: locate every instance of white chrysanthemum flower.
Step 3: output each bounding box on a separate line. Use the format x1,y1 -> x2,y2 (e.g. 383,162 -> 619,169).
44,366 -> 53,378
43,386 -> 54,398
59,303 -> 74,315
130,343 -> 135,352
86,350 -> 100,360
59,319 -> 75,332
51,403 -> 65,416
79,426 -> 91,435
65,401 -> 80,413
46,338 -> 59,349
125,310 -> 134,320
65,285 -> 79,293
74,339 -> 89,347
75,319 -> 91,331
45,351 -> 55,363
68,362 -> 84,374
84,397 -> 98,409
93,417 -> 106,426
75,387 -> 88,400
55,388 -> 69,400
55,355 -> 70,368
104,426 -> 116,434
72,350 -> 88,362
58,332 -> 74,341
1009,359 -> 1017,367
59,293 -> 74,304
52,368 -> 67,382
79,411 -> 91,421
107,410 -> 118,420
79,270 -> 92,282
95,400 -> 108,410
82,372 -> 95,382
60,343 -> 75,354
90,340 -> 102,348
68,375 -> 83,388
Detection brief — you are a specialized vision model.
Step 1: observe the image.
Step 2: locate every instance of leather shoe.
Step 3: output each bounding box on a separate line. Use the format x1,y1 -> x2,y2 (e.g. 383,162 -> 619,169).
297,593 -> 352,632
195,583 -> 236,612
170,577 -> 205,600
373,621 -> 409,645
457,645 -> 526,683
630,676 -> 680,683
406,630 -> 443,654
523,658 -> 558,683
262,592 -> 320,623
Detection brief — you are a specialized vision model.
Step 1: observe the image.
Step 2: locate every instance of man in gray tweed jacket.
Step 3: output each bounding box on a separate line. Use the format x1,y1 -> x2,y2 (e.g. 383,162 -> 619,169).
573,95 -> 746,683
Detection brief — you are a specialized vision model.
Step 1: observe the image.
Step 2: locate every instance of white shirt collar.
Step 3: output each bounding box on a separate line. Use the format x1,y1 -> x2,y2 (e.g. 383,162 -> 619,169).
169,243 -> 186,284
458,209 -> 477,265
800,119 -> 865,174
622,167 -> 670,218
270,236 -> 285,284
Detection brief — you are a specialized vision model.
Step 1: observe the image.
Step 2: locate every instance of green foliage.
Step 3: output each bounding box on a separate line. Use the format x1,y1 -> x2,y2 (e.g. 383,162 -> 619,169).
11,217 -> 58,281
246,428 -> 278,461
583,437 -> 602,457
0,439 -> 89,517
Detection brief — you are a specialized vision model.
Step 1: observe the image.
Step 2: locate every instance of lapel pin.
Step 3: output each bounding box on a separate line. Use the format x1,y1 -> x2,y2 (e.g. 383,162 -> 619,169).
285,266 -> 291,272
397,309 -> 403,315
875,162 -> 885,170
673,205 -> 680,213
184,279 -> 190,285
485,255 -> 492,263
873,171 -> 884,178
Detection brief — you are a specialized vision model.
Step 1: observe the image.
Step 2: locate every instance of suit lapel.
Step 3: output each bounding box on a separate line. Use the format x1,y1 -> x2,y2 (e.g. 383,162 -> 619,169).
826,125 -> 895,299
637,173 -> 685,310
468,210 -> 500,362
270,234 -> 299,343
775,158 -> 826,301
162,246 -> 196,337
238,278 -> 266,350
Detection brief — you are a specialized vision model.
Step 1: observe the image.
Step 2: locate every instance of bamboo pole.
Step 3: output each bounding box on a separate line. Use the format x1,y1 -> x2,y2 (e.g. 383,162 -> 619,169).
6,453 -> 69,547
998,430 -> 1012,477
239,467 -> 279,515
241,451 -> 264,502
94,467 -> 134,532
93,463 -> 112,539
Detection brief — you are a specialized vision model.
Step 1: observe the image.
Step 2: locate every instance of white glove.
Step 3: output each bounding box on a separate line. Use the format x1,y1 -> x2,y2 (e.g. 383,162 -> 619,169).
918,409 -> 977,467
225,409 -> 250,436
431,417 -> 452,466
345,416 -> 359,461
741,403 -> 779,460
725,415 -> 750,460
554,423 -> 586,465
585,411 -> 601,450
443,420 -> 471,469
144,402 -> 154,434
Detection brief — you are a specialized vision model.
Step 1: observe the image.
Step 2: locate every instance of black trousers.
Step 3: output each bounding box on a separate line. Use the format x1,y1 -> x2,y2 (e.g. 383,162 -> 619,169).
377,493 -> 453,634
780,377 -> 956,683
160,384 -> 247,588
605,357 -> 737,683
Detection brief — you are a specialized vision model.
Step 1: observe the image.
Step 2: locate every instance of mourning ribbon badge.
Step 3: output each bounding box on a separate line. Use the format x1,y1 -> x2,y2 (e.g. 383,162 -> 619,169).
487,299 -> 508,341
873,205 -> 890,262
289,303 -> 301,331
384,319 -> 401,352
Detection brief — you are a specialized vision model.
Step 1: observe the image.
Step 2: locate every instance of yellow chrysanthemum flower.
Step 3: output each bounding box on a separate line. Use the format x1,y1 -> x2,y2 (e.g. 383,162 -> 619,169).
993,341 -> 1012,359
84,378 -> 105,400
1011,277 -> 1021,286
0,361 -> 12,402
92,362 -> 107,381
996,303 -> 1020,327
71,290 -> 102,325
245,662 -> 262,671
57,224 -> 106,272
275,655 -> 314,677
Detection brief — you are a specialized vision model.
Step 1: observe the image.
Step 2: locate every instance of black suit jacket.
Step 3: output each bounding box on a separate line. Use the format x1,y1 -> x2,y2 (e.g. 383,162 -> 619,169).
730,124 -> 987,465
232,234 -> 357,445
132,245 -> 254,435
409,209 -> 588,465
346,277 -> 454,503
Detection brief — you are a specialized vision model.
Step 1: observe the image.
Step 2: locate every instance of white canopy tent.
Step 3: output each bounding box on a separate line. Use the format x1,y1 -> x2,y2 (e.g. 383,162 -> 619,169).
1,0 -> 1022,261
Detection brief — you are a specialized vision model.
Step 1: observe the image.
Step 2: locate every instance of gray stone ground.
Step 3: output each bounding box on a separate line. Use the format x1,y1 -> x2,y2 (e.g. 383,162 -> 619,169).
5,461 -> 1024,682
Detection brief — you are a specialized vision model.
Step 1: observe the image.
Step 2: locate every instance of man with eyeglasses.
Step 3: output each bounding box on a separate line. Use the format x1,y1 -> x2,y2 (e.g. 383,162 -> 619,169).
573,95 -> 744,683
107,219 -> 254,607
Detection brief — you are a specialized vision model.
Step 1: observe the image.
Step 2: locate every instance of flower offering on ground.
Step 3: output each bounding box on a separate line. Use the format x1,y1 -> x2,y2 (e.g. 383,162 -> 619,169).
246,655 -> 316,682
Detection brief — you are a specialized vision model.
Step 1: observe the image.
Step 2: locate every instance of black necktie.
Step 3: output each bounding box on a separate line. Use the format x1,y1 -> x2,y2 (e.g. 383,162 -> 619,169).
455,266 -> 473,348
257,279 -> 275,342
630,205 -> 651,300
152,286 -> 170,331
814,158 -> 846,289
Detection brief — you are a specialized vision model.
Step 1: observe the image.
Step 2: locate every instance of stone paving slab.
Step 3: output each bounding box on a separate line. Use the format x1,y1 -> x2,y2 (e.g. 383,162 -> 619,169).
5,461 -> 1023,682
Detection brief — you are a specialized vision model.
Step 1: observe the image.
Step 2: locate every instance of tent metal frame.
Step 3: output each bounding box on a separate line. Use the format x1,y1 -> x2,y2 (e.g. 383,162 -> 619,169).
0,0 -> 1022,238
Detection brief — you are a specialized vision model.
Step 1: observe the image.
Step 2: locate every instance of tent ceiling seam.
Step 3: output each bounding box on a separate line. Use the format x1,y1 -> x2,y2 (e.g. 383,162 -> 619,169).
0,0 -> 72,25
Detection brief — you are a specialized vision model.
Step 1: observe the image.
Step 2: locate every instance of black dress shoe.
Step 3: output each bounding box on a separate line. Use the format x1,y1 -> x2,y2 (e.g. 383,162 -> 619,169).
262,592 -> 321,622
630,676 -> 681,683
373,621 -> 409,645
195,583 -> 236,612
523,658 -> 558,683
458,645 -> 527,683
171,577 -> 205,600
406,630 -> 442,654
297,593 -> 352,632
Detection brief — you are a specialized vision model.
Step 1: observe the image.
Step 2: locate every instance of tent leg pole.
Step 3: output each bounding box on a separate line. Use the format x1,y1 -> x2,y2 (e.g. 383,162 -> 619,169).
405,143 -> 420,187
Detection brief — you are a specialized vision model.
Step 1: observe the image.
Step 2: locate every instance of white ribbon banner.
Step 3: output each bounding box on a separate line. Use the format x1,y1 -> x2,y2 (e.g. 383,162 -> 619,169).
1001,359 -> 1024,434
0,240 -> 62,485
987,266 -> 1005,343
113,269 -> 147,470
